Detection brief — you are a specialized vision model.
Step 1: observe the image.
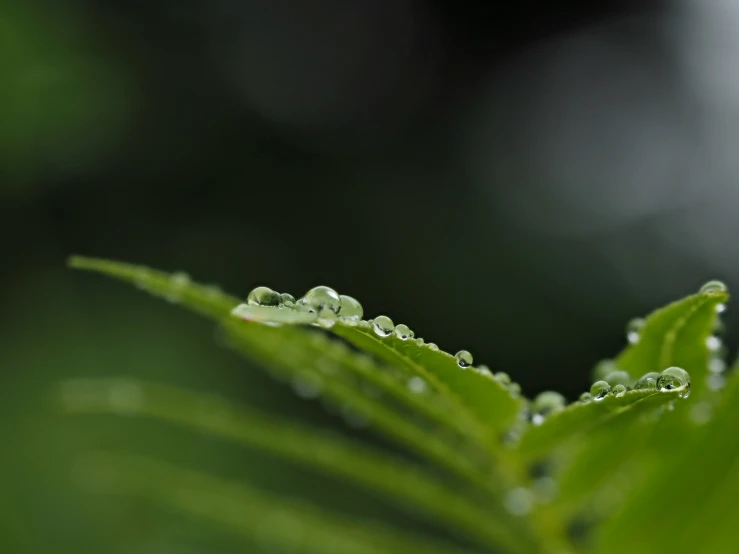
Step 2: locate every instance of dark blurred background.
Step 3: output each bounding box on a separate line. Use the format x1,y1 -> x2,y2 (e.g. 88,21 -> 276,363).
3,0 -> 739,551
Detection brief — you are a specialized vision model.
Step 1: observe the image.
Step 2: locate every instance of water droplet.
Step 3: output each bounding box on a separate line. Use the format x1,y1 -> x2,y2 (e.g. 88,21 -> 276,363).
579,392 -> 593,404
634,372 -> 660,390
394,324 -> 413,340
407,376 -> 427,394
657,366 -> 691,398
247,286 -> 281,307
689,402 -> 713,425
476,364 -> 493,378
358,319 -> 371,329
590,381 -> 611,402
455,350 -> 473,368
700,280 -> 728,295
707,373 -> 726,391
626,318 -> 645,344
709,358 -> 726,373
716,303 -> 727,313
339,295 -> 363,320
495,372 -> 512,385
166,272 -> 191,302
593,359 -> 618,380
317,308 -> 337,329
706,336 -> 722,352
107,379 -> 144,415
415,337 -> 425,346
532,391 -> 566,423
603,370 -> 633,388
612,384 -> 627,398
302,286 -> 341,315
427,343 -> 439,351
508,382 -> 522,395
279,292 -> 295,306
372,315 -> 395,337
505,487 -> 534,516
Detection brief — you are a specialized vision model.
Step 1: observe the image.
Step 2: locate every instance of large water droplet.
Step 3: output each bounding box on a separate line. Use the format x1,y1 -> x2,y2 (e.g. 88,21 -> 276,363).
302,286 -> 341,314
603,370 -> 633,389
657,366 -> 691,398
455,350 -> 473,369
634,371 -> 660,390
339,295 -> 363,320
247,286 -> 281,307
612,384 -> 627,398
700,280 -> 728,295
626,318 -> 645,344
590,381 -> 611,402
394,324 -> 413,340
372,315 -> 395,337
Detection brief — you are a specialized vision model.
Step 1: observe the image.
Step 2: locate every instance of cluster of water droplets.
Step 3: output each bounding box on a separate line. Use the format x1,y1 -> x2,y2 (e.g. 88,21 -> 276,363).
581,366 -> 692,406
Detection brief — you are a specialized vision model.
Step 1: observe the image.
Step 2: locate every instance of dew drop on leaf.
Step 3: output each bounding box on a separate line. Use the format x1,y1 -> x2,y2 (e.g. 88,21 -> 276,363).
626,317 -> 645,344
279,293 -> 295,308
709,358 -> 726,373
706,335 -> 722,352
372,315 -> 395,337
317,308 -> 337,329
612,384 -> 627,398
247,286 -> 281,307
531,391 -> 566,424
455,350 -> 473,369
290,374 -> 323,399
657,366 -> 691,398
634,371 -> 660,390
699,280 -> 728,295
394,324 -> 413,340
593,359 -> 618,380
590,381 -> 611,402
707,373 -> 726,391
407,376 -> 427,394
426,342 -> 439,351
716,303 -> 727,313
504,487 -> 535,516
603,370 -> 633,389
338,295 -> 363,320
494,372 -> 511,385
414,337 -> 425,346
579,392 -> 593,404
302,286 -> 341,314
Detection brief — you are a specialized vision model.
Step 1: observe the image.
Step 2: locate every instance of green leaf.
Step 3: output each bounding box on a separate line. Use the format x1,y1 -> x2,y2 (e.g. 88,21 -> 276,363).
332,325 -> 522,439
76,452 -> 480,554
593,368 -> 739,554
516,388 -> 684,461
614,290 -> 727,396
57,377 -> 533,553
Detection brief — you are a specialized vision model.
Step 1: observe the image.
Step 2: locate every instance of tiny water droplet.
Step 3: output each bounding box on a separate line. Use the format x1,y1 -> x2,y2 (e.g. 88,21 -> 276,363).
508,382 -> 522,395
291,374 -> 323,399
317,308 -> 337,328
407,376 -> 427,394
372,315 -> 395,337
634,372 -> 660,390
706,336 -> 722,351
495,372 -> 512,385
626,318 -> 644,344
339,295 -> 363,320
455,350 -> 473,368
280,293 -> 295,306
707,373 -> 726,391
657,366 -> 691,398
612,384 -> 627,398
579,392 -> 593,404
709,358 -> 726,373
505,487 -> 534,516
415,337 -> 425,346
358,319 -> 371,329
394,324 -> 413,340
590,381 -> 611,401
476,364 -> 493,378
716,303 -> 727,313
166,272 -> 191,302
302,286 -> 341,314
593,359 -> 618,380
247,286 -> 281,307
427,342 -> 439,351
532,391 -> 566,420
700,280 -> 728,295
603,370 -> 633,388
